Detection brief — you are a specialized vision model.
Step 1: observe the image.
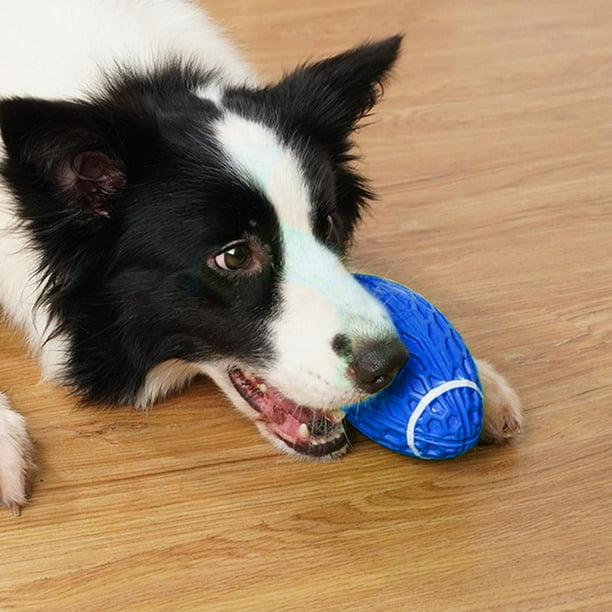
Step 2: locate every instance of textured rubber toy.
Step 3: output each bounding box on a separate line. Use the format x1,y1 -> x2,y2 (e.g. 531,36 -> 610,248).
344,274 -> 484,459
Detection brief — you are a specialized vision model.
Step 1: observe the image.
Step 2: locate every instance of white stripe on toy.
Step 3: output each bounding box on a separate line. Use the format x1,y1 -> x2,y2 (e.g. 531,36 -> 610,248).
406,380 -> 484,458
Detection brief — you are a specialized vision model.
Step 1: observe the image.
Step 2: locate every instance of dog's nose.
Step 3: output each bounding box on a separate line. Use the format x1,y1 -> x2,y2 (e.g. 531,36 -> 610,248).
348,337 -> 409,395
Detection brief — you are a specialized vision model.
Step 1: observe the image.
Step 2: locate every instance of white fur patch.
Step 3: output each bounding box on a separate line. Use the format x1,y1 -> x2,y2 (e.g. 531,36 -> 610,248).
136,359 -> 202,408
195,82 -> 224,105
215,114 -> 313,234
0,0 -> 258,100
0,395 -> 34,510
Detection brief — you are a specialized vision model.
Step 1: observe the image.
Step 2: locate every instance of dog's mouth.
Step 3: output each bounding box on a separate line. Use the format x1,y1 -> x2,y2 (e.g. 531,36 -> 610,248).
228,369 -> 349,458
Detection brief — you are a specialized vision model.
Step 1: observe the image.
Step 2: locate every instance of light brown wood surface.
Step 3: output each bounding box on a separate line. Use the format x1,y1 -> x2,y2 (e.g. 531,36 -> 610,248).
2,0 -> 611,610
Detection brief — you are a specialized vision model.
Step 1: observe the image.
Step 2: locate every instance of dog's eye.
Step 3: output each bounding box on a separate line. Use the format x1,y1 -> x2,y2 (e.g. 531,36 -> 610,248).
213,243 -> 252,271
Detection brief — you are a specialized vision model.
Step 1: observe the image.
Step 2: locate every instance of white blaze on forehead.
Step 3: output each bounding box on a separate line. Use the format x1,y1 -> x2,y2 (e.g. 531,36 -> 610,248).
214,113 -> 312,234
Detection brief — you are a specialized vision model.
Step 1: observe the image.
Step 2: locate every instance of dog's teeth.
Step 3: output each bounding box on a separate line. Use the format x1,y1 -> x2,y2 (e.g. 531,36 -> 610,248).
298,423 -> 310,439
257,383 -> 268,393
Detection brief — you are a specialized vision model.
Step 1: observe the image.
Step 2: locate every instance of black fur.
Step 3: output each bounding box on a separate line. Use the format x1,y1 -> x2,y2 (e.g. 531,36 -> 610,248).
0,37 -> 401,405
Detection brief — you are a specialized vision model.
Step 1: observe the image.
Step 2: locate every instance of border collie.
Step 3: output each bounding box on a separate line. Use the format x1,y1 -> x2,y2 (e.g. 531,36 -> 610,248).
0,0 -> 522,514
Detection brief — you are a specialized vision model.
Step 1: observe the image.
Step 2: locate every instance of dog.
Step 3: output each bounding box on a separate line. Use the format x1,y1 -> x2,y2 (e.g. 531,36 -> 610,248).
0,0 -> 523,514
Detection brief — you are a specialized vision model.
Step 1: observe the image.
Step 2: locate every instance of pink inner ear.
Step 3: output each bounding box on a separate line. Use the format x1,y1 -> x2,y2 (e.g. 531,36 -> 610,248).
67,151 -> 126,215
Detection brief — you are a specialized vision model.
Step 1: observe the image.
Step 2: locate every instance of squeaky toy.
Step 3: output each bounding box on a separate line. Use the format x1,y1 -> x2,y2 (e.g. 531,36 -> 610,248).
343,274 -> 484,460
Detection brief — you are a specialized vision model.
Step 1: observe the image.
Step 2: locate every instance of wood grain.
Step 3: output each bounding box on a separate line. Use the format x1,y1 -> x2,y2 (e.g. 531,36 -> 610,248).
2,0 -> 611,610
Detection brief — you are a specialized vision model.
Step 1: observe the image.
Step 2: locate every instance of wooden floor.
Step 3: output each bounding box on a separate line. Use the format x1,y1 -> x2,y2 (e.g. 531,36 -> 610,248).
2,0 -> 611,610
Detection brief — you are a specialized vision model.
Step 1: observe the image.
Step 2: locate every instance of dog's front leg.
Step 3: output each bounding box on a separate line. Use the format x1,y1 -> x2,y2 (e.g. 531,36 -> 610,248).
0,393 -> 35,515
476,359 -> 524,444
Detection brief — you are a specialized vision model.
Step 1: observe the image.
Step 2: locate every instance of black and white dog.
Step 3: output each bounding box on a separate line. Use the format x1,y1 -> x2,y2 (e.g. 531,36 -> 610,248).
0,0 -> 522,514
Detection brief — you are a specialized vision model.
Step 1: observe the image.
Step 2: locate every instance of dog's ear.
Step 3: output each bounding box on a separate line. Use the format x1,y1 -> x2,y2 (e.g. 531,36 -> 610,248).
0,97 -> 128,218
270,35 -> 402,146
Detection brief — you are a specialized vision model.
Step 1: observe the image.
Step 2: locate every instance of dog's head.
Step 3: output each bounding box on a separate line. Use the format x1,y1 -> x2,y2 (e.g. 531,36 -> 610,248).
0,37 -> 406,459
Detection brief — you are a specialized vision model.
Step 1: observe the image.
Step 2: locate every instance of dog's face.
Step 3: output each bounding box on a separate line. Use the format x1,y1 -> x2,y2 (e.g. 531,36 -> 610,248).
0,37 -> 406,459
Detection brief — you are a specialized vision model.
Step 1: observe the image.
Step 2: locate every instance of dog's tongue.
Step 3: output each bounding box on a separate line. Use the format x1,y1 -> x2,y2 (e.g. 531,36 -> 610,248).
229,369 -> 343,447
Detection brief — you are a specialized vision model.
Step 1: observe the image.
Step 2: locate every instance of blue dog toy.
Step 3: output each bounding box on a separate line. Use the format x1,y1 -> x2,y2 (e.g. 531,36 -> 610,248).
343,274 -> 484,460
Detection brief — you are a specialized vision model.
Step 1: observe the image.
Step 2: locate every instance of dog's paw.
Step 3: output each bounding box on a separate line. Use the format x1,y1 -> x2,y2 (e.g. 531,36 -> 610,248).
475,359 -> 523,445
0,396 -> 36,516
